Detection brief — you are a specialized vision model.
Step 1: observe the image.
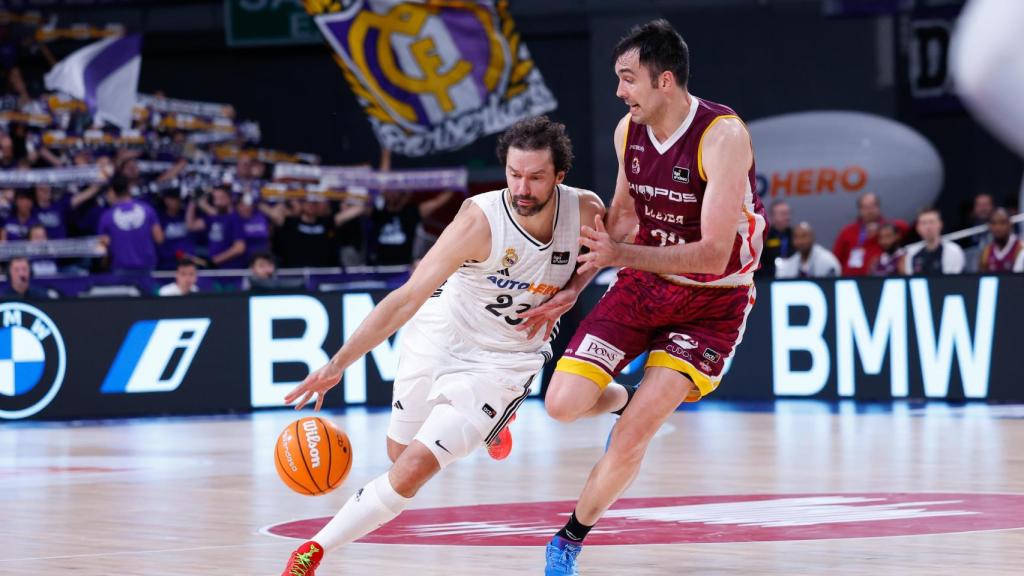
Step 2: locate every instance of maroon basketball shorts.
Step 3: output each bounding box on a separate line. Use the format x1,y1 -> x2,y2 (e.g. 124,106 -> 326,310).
555,268 -> 756,402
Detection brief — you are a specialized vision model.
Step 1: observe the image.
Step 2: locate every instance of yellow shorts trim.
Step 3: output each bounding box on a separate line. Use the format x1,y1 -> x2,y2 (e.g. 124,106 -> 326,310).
645,351 -> 720,402
555,357 -> 614,390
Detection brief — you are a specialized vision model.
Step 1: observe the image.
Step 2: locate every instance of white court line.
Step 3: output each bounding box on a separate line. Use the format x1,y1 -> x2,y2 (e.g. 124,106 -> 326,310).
0,541 -> 283,563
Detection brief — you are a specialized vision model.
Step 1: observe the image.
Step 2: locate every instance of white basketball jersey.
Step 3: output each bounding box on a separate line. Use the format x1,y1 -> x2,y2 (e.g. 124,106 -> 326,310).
435,185 -> 582,354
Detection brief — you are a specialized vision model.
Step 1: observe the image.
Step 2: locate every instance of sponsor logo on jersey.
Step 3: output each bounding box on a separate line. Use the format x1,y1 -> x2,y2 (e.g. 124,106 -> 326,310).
0,302 -> 67,420
699,361 -> 712,373
644,205 -> 685,225
703,347 -> 722,363
263,493 -> 1024,546
628,144 -> 645,153
669,332 -> 698,350
672,166 -> 690,183
576,334 -> 624,371
486,276 -> 560,296
631,156 -> 640,175
630,182 -> 697,203
502,247 -> 519,268
481,403 -> 496,418
551,251 -> 570,265
495,268 -> 510,276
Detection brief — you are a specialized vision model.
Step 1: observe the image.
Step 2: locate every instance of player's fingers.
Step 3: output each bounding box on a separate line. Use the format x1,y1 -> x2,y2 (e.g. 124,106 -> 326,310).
579,236 -> 598,250
292,390 -> 312,410
580,225 -> 600,240
577,260 -> 596,275
284,384 -> 307,403
525,320 -> 541,340
594,213 -> 606,232
314,392 -> 325,412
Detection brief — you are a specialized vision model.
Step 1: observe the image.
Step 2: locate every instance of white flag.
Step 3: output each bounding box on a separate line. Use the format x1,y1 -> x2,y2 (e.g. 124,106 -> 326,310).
44,34 -> 142,130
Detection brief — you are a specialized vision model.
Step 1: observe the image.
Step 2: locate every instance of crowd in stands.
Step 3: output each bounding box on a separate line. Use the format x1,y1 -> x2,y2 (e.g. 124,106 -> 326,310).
0,16 -> 463,298
761,192 -> 1024,280
1,17 -> 1021,300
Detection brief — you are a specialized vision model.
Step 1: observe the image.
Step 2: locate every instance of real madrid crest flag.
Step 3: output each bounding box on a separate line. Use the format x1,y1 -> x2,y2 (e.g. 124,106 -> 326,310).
305,0 -> 558,156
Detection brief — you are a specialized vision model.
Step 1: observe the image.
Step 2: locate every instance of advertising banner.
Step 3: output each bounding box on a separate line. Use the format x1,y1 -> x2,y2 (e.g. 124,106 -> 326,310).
2,274 -> 1019,421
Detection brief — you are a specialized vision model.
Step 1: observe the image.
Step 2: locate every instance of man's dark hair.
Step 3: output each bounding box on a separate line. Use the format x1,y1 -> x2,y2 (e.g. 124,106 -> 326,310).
496,115 -> 574,174
918,207 -> 942,220
110,175 -> 131,198
176,259 -> 197,270
612,19 -> 689,88
250,251 -> 275,267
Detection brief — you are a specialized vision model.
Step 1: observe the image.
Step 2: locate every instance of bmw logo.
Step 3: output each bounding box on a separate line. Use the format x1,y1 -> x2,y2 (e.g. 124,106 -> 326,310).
0,302 -> 67,419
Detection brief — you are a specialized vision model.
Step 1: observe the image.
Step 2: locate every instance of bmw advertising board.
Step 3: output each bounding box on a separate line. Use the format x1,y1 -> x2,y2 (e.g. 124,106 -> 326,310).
2,273 -> 1021,420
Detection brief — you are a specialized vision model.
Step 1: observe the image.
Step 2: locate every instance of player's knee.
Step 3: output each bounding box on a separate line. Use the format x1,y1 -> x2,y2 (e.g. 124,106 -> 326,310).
545,393 -> 581,423
386,437 -> 407,463
389,444 -> 441,498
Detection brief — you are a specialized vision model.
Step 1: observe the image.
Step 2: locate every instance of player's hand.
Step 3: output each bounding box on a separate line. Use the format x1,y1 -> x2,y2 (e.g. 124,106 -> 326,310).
284,361 -> 343,412
517,289 -> 577,340
577,214 -> 619,274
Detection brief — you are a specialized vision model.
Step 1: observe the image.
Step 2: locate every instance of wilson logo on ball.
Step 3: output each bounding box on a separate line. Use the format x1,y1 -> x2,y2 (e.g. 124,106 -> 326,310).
275,417 -> 353,496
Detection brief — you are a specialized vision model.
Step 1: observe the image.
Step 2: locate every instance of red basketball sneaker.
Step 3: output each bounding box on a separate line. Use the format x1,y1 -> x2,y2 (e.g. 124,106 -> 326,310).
281,541 -> 323,576
487,413 -> 516,461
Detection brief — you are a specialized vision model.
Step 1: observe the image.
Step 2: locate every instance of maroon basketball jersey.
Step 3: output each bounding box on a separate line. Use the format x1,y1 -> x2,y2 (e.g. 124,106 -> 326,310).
979,235 -> 1023,272
623,97 -> 767,286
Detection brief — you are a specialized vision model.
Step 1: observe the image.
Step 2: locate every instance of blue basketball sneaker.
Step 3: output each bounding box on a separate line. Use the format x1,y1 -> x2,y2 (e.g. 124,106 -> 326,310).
545,535 -> 582,575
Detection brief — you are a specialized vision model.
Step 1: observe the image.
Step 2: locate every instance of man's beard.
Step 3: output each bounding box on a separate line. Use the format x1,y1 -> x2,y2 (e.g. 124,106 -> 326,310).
512,193 -> 550,217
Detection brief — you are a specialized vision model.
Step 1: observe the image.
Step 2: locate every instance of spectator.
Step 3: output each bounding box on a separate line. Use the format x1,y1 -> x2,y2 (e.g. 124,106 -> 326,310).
274,197 -> 336,268
775,222 -> 841,279
411,189 -> 460,268
2,189 -> 39,242
968,192 -> 995,228
156,189 -> 201,270
236,193 -> 272,263
369,190 -> 419,266
98,177 -> 163,274
868,223 -> 905,276
34,182 -> 103,239
977,208 -> 1023,273
244,251 -> 304,292
757,199 -> 792,278
27,224 -> 57,277
336,189 -> 370,266
195,187 -> 246,269
158,260 -> 199,296
0,257 -> 50,300
903,208 -> 965,275
833,192 -> 909,276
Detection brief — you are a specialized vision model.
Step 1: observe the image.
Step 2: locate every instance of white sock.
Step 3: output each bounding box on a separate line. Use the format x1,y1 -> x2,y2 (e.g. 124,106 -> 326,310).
312,472 -> 412,551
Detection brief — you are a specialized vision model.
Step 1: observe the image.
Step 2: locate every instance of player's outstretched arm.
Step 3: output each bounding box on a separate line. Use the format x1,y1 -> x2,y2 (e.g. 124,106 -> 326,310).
578,118 -> 751,275
517,190 -> 605,340
285,200 -> 491,410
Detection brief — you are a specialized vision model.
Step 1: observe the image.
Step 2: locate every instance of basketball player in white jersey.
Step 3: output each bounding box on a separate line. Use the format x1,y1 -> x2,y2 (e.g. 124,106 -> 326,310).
278,116 -> 605,576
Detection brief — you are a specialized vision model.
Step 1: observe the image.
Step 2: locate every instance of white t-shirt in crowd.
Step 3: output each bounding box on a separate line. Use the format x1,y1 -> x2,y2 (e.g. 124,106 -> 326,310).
775,245 -> 841,279
158,282 -> 198,296
902,240 -> 966,275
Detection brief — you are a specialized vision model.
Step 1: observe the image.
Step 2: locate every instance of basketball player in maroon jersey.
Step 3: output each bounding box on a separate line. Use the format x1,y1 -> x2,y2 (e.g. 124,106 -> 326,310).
521,20 -> 767,574
978,208 -> 1023,273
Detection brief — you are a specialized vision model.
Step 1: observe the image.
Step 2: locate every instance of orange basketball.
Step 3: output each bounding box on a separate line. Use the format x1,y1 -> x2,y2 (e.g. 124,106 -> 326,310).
275,417 -> 353,496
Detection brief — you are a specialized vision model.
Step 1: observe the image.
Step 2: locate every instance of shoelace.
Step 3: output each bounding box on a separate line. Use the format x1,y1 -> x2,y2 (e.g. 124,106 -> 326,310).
289,545 -> 320,576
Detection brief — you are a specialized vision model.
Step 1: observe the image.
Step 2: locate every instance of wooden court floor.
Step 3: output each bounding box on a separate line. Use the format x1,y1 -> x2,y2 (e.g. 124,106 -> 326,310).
1,399 -> 1022,575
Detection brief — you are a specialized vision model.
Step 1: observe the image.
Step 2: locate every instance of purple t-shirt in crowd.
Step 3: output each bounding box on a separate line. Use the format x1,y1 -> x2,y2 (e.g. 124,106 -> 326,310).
3,214 -> 41,242
240,211 -> 271,261
33,195 -> 73,239
205,212 -> 246,269
99,199 -> 159,270
158,210 -> 197,269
